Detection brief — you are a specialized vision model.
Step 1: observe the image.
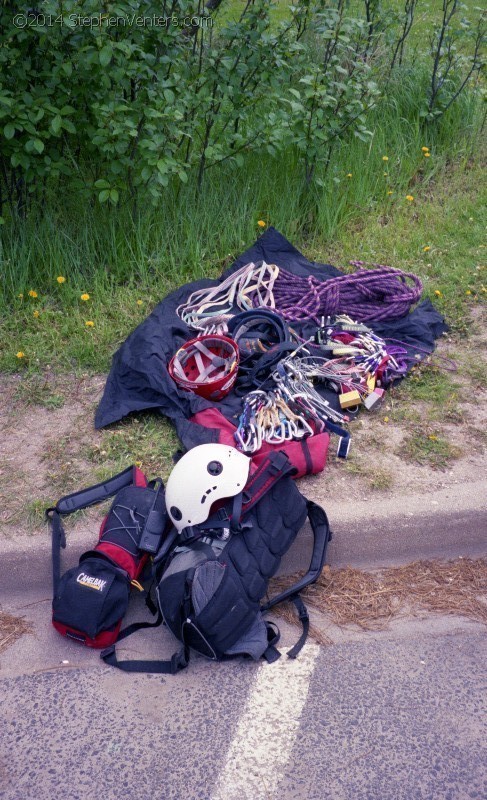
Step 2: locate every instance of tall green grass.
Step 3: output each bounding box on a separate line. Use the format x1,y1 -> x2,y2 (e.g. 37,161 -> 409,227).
1,62 -> 484,373
1,65 -> 482,298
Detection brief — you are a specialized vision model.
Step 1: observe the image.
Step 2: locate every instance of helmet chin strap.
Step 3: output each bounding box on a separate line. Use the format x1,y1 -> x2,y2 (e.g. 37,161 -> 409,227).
178,490 -> 245,544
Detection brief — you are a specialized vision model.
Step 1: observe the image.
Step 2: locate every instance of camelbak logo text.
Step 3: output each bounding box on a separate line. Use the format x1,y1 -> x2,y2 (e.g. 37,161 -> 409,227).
77,573 -> 107,591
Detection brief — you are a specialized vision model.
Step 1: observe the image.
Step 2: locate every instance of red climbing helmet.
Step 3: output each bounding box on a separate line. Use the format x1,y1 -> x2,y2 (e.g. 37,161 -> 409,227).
168,334 -> 239,401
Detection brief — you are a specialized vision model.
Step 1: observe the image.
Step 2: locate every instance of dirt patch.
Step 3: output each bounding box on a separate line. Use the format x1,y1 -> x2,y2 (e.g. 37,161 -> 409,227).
1,307 -> 486,532
0,374 -> 106,530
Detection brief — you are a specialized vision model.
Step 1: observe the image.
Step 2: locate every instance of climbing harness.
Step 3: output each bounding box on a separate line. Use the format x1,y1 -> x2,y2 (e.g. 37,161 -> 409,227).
227,308 -> 290,358
226,308 -> 298,393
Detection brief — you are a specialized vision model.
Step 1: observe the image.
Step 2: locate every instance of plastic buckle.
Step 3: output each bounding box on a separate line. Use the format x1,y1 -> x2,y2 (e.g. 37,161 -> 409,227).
269,450 -> 290,473
179,526 -> 196,543
100,645 -> 115,660
215,507 -> 230,523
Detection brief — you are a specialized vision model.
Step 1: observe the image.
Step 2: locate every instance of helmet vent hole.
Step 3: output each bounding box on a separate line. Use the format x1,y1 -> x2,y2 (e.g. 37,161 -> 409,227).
207,461 -> 223,476
170,506 -> 182,521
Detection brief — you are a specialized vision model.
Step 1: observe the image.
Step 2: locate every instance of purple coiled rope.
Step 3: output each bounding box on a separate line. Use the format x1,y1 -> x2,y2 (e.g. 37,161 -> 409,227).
256,264 -> 423,323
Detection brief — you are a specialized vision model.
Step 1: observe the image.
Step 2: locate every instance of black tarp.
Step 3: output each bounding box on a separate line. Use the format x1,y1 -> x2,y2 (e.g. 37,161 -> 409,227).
95,228 -> 448,448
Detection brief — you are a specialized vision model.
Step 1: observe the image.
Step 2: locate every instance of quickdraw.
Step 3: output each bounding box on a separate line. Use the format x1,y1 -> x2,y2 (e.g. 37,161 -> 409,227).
235,358 -> 350,457
306,315 -> 411,406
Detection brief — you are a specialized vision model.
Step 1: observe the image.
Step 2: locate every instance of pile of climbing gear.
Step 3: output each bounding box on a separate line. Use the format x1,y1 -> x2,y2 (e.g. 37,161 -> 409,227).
170,259 -> 430,457
53,232 -> 451,676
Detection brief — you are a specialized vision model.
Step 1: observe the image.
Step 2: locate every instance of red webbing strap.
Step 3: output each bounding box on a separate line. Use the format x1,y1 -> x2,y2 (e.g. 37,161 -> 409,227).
240,450 -> 294,516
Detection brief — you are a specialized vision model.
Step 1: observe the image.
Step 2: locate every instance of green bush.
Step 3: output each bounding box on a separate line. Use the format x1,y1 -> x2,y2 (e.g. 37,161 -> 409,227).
0,0 -> 484,223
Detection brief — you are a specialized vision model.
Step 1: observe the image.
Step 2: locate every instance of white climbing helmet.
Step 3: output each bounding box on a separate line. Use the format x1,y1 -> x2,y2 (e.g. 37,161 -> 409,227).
166,444 -> 251,533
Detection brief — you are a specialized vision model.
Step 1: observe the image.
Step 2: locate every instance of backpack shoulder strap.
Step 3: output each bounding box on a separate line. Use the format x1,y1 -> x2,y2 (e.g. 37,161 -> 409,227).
241,450 -> 295,514
47,465 -> 143,594
261,499 -> 332,659
193,449 -> 295,537
49,465 -> 140,517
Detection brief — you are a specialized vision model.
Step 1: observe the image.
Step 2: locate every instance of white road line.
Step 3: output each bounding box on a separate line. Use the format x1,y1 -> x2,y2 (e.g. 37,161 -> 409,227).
210,644 -> 320,800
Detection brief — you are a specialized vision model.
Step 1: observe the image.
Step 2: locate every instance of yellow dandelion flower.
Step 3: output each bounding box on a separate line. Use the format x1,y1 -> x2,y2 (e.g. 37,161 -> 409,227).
406,195 -> 414,202
16,351 -> 25,359
57,276 -> 66,284
423,246 -> 431,252
382,156 -> 389,162
465,290 -> 471,295
384,416 -> 389,423
347,173 -> 353,178
428,435 -> 437,441
135,460 -> 142,468
28,290 -> 38,298
387,190 -> 393,195
421,147 -> 429,152
383,172 -> 388,177
136,300 -> 143,306
80,293 -> 90,301
18,293 -> 24,299
33,310 -> 40,318
434,290 -> 442,297
424,152 -> 431,158
257,220 -> 266,228
85,320 -> 95,327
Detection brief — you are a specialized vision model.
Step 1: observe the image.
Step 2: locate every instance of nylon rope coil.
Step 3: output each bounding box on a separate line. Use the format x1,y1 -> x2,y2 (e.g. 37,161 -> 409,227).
176,261 -> 423,330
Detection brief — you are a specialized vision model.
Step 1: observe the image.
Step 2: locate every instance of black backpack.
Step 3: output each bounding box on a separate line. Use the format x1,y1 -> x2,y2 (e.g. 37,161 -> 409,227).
101,451 -> 332,674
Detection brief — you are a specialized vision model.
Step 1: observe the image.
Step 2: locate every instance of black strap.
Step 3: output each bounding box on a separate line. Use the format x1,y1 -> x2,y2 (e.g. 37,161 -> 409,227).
101,642 -> 190,675
99,596 -> 191,674
261,499 -> 332,611
52,465 -> 137,516
286,595 -> 310,659
50,509 -> 67,595
193,451 -> 294,537
241,450 -> 294,515
260,499 -> 331,659
262,621 -> 281,663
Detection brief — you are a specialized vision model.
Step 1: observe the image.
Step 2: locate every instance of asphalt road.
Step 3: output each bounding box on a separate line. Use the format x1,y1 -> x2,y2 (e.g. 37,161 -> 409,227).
1,588 -> 486,800
1,478 -> 485,799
